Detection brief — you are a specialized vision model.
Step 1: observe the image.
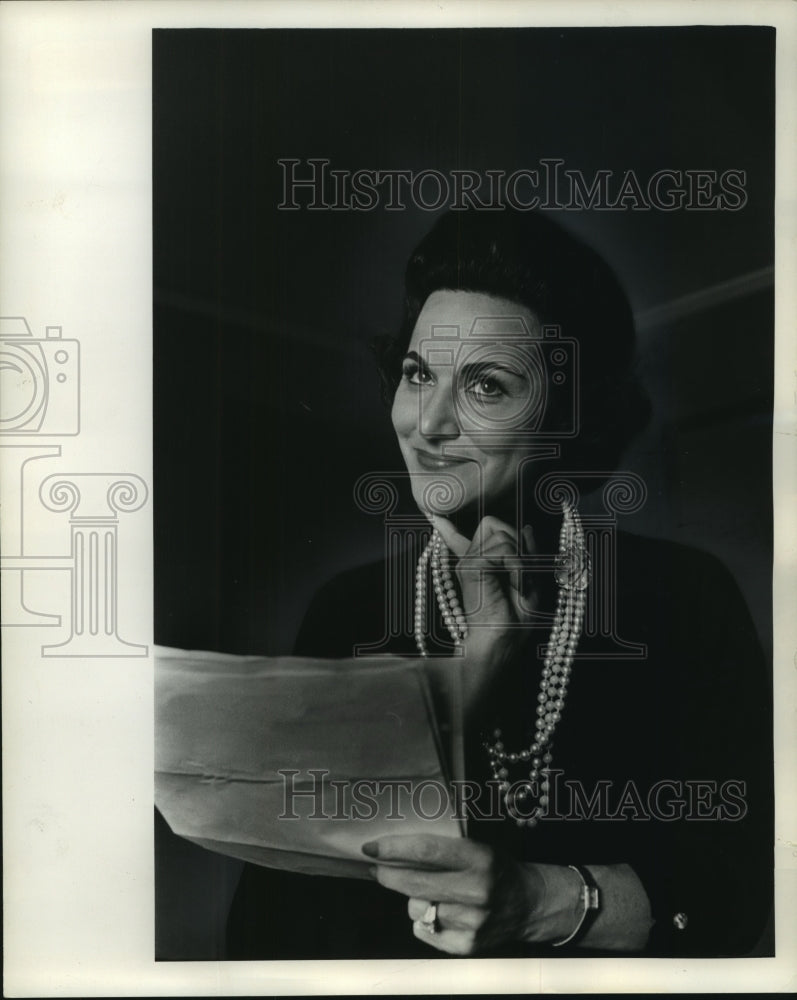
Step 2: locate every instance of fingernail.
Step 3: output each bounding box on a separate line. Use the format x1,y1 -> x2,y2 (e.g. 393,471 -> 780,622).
361,840 -> 379,858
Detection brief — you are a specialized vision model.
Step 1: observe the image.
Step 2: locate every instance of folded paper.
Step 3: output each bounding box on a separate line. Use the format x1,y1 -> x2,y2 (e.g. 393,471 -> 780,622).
155,646 -> 464,878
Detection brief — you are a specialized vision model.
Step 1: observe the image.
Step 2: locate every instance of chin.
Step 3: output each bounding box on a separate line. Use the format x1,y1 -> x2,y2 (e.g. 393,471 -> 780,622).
417,492 -> 482,534
412,490 -> 473,519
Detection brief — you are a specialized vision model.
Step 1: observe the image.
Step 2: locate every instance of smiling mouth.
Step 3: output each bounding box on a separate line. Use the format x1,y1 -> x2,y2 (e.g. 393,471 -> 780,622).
412,448 -> 475,471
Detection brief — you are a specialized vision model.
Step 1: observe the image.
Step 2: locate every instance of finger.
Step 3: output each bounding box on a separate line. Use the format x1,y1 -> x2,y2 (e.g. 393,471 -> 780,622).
413,921 -> 478,956
456,533 -> 518,578
463,527 -> 537,600
502,551 -> 524,596
462,520 -> 519,588
407,897 -> 487,931
471,515 -> 519,554
466,514 -> 517,556
362,833 -> 488,871
434,514 -> 520,559
457,547 -> 527,595
374,863 -> 490,906
430,514 -> 470,557
467,521 -> 533,560
458,538 -> 522,565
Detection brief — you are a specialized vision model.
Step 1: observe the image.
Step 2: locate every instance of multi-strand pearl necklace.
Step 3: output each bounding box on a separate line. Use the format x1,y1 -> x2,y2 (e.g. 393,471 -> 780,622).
413,504 -> 590,828
413,527 -> 468,655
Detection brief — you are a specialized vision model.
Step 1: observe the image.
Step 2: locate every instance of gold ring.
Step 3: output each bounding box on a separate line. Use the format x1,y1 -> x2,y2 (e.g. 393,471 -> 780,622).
420,901 -> 439,934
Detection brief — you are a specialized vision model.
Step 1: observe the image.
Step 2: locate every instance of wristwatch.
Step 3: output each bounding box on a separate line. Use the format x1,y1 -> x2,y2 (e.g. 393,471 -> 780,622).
551,864 -> 601,947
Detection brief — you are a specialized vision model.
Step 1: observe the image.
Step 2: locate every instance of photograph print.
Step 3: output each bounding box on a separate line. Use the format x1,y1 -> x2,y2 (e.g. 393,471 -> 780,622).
153,26 -> 775,962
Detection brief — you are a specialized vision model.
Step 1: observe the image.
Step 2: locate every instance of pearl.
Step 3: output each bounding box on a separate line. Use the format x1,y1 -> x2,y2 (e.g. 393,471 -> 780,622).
445,502 -> 589,824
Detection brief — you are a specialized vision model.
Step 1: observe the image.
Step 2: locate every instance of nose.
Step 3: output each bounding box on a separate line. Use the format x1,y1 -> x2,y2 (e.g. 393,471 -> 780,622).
419,383 -> 460,440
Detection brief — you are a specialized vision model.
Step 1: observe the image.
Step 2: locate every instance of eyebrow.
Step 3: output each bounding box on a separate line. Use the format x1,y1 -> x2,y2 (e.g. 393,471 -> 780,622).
402,351 -> 426,369
459,360 -> 528,381
402,351 -> 527,381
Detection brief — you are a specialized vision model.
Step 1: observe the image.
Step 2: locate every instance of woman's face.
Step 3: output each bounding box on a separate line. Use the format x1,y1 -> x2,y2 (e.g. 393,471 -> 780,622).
391,289 -> 545,520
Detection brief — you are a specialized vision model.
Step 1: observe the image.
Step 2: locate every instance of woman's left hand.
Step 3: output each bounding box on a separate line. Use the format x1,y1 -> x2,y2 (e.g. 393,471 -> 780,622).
431,512 -> 539,717
362,833 -> 547,955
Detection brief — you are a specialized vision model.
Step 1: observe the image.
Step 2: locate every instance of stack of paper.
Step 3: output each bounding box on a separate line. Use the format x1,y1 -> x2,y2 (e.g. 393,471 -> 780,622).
155,647 -> 464,878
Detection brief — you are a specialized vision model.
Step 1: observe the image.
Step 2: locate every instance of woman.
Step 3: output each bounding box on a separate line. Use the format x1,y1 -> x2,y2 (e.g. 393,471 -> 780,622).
227,209 -> 772,958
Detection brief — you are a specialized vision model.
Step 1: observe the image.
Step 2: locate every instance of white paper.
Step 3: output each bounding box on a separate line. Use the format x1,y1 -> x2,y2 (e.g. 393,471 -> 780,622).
155,647 -> 463,877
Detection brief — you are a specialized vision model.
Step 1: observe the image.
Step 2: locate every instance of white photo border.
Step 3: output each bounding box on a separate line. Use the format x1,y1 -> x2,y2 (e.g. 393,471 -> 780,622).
1,1 -> 795,995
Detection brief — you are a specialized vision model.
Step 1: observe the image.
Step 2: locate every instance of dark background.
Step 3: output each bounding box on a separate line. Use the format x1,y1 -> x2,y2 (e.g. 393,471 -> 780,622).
153,27 -> 774,958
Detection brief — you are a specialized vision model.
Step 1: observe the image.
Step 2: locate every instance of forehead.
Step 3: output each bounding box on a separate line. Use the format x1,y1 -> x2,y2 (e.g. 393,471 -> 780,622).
408,290 -> 541,355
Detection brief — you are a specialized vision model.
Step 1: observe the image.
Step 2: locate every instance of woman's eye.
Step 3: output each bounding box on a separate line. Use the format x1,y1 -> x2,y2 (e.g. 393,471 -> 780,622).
402,364 -> 433,386
466,374 -> 506,399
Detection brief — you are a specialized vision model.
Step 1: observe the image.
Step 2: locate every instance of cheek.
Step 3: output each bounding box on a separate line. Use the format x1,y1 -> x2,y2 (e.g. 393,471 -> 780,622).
390,387 -> 415,439
483,451 -> 527,493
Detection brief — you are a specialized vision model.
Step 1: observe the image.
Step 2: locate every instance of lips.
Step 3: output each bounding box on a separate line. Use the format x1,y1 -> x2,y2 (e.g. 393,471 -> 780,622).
412,448 -> 474,471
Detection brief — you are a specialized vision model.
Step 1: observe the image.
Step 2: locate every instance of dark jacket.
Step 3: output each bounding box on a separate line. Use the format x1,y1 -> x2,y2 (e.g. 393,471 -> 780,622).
227,531 -> 773,959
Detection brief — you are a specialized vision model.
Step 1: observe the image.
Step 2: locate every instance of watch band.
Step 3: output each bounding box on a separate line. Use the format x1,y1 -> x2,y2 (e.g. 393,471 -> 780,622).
551,864 -> 601,948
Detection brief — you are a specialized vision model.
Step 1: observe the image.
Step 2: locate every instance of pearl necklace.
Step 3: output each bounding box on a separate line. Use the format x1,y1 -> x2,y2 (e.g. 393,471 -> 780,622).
414,527 -> 468,655
413,504 -> 590,828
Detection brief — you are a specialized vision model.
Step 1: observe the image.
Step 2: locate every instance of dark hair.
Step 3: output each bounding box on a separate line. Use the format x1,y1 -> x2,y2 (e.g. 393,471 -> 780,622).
375,209 -> 651,476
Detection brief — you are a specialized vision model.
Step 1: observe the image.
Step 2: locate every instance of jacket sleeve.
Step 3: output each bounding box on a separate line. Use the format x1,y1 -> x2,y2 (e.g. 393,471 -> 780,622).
627,550 -> 773,956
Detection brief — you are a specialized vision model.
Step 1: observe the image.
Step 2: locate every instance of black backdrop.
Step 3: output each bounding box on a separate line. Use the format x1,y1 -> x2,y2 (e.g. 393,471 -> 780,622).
153,26 -> 774,958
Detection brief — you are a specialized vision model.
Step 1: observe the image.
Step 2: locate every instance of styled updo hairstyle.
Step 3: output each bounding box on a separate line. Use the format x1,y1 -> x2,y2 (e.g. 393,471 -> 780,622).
376,208 -> 651,479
